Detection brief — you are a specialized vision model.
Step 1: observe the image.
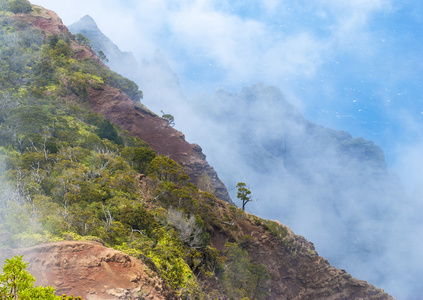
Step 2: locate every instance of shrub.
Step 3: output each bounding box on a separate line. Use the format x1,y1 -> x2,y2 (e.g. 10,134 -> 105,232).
8,0 -> 32,14
97,118 -> 124,146
222,243 -> 270,299
0,255 -> 58,299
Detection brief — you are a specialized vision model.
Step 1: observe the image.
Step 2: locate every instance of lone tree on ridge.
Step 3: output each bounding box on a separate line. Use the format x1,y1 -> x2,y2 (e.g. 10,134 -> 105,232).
236,182 -> 252,211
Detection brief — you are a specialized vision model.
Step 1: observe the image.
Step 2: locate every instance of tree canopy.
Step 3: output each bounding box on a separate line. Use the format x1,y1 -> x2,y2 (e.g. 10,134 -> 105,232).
0,10 -> 272,299
0,255 -> 84,299
236,182 -> 252,211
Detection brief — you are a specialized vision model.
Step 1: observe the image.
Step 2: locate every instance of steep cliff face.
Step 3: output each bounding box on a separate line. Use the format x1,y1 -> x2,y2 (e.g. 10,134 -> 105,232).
14,3 -> 69,35
66,15 -> 405,278
0,2 -> 396,299
233,218 -> 393,300
185,83 -> 407,287
68,15 -> 140,82
18,3 -> 230,203
86,84 -> 231,202
67,15 -> 232,202
0,224 -> 393,300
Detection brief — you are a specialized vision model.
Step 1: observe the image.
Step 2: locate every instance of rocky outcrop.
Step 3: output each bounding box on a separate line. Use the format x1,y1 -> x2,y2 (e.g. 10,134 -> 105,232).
86,85 -> 231,203
188,83 -> 406,291
17,2 -> 231,203
3,3 -> 395,299
13,3 -> 104,65
1,241 -> 176,300
68,15 -> 140,82
0,226 -> 392,300
13,2 -> 69,35
213,217 -> 394,300
66,14 -> 231,202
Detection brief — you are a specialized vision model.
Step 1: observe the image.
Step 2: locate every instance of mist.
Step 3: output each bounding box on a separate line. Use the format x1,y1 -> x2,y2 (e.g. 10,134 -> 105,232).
28,0 -> 423,298
0,149 -> 45,251
139,75 -> 423,299
30,0 -> 423,166
112,53 -> 423,297
81,39 -> 422,295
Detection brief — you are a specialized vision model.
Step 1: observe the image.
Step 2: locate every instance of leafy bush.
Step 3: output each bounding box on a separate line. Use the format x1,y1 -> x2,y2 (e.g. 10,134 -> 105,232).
0,255 -> 84,299
222,243 -> 270,299
262,220 -> 288,240
148,155 -> 188,182
97,118 -> 124,146
121,146 -> 156,173
0,12 -> 262,299
0,255 -> 58,299
8,0 -> 32,14
101,70 -> 143,102
74,33 -> 91,47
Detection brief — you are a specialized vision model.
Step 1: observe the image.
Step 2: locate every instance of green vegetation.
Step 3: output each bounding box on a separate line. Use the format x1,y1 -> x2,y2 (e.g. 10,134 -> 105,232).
160,110 -> 175,127
97,118 -> 124,145
74,33 -> 91,47
97,50 -> 108,63
0,8 -> 271,299
0,255 -> 82,299
236,182 -> 252,211
222,243 -> 269,299
7,0 -> 32,14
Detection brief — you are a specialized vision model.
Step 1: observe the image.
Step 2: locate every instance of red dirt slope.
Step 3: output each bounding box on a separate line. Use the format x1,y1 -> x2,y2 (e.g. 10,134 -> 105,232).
87,85 -> 231,203
2,241 -> 175,300
16,0 -> 231,203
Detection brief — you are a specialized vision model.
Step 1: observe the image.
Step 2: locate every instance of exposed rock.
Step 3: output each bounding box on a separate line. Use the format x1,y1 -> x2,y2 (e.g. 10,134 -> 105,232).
2,3 -> 395,299
212,217 -> 394,300
16,2 -> 231,203
1,241 -> 176,300
0,224 -> 392,300
0,227 -> 393,300
66,14 -> 231,202
14,3 -> 69,35
13,3 -> 104,66
86,85 -> 231,203
68,15 -> 140,82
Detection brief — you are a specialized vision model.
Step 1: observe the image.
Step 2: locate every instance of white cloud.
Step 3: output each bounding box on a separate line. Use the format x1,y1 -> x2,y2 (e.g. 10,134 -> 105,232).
24,1 -> 423,297
262,0 -> 282,14
168,5 -> 266,77
30,0 -> 393,89
261,33 -> 325,80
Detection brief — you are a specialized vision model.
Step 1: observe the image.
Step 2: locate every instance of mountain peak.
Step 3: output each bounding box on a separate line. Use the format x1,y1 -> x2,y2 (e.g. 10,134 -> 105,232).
72,14 -> 99,31
80,14 -> 95,22
68,15 -> 140,81
0,2 -> 399,298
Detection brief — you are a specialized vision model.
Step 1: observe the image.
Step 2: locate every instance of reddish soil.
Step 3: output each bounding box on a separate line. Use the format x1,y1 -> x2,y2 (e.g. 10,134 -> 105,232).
1,241 -> 176,300
17,0 -> 231,203
5,4 -> 394,300
86,85 -> 231,203
210,217 -> 394,300
14,3 -> 69,35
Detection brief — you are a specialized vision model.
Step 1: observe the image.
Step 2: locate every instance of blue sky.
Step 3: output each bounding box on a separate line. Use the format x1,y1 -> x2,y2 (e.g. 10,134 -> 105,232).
31,0 -> 423,191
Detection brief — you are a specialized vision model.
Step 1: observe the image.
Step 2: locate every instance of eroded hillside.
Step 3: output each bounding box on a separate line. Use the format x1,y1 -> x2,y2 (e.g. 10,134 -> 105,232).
0,1 -> 393,299
68,14 -> 409,292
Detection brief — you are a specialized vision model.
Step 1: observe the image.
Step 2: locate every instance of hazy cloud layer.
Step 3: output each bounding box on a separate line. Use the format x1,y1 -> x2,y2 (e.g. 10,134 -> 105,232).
30,1 -> 423,167
31,0 -> 395,85
29,1 -> 423,298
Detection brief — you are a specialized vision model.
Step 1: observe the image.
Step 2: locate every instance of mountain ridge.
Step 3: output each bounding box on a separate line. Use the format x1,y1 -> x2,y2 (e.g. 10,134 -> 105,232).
68,14 -> 140,82
68,12 -> 409,296
85,83 -> 231,202
0,1 -> 395,299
